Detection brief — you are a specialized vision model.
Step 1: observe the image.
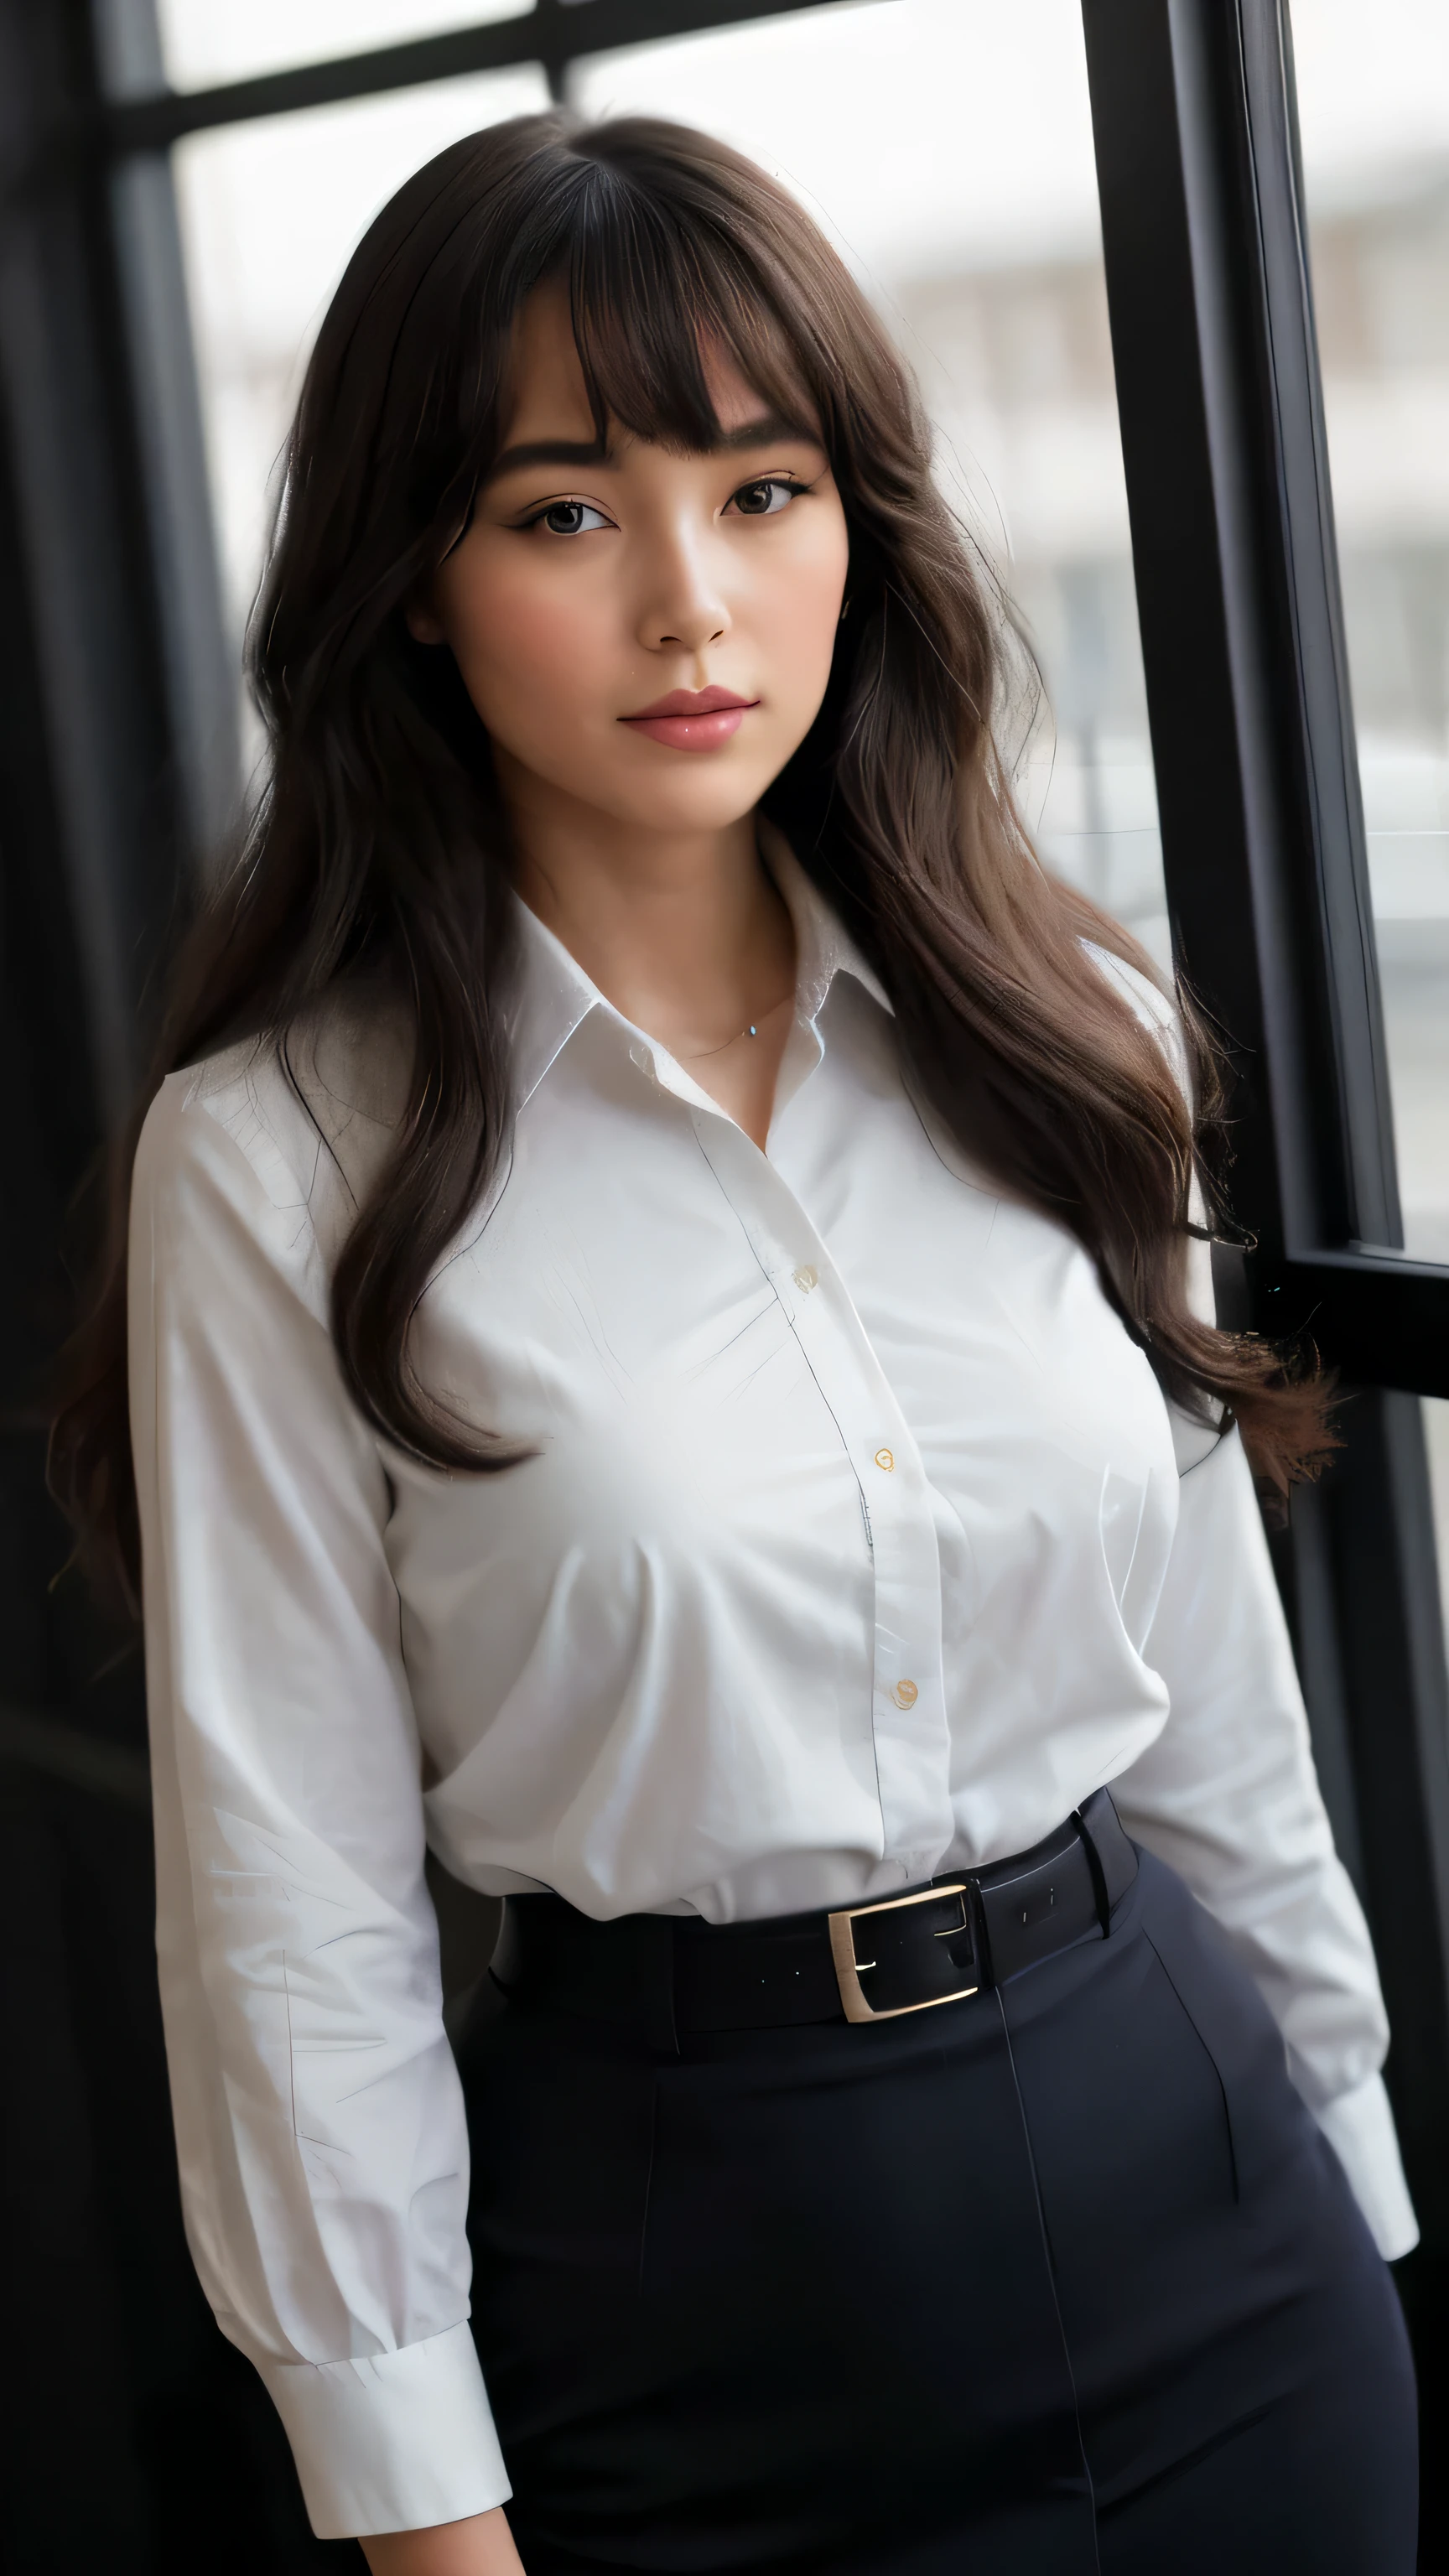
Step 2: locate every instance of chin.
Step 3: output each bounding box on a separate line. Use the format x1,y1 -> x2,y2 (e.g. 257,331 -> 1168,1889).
585,764 -> 780,835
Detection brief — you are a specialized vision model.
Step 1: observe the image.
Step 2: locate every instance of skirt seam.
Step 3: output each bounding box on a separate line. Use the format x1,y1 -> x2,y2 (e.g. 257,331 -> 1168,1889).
994,1981 -> 1104,2576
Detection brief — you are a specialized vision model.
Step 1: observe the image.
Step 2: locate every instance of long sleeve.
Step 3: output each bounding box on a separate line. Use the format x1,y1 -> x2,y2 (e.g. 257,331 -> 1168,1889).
129,1063 -> 509,2538
1116,1420 -> 1419,2262
1083,939 -> 1415,2261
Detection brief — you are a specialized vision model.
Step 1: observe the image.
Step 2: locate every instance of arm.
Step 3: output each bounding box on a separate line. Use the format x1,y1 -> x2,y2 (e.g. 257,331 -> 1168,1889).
1083,938 -> 1415,2258
1114,1418 -> 1418,2260
130,1063 -> 513,2538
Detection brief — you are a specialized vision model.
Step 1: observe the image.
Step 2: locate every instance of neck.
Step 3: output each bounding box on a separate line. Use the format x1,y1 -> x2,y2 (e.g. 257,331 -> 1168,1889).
501,767 -> 796,1049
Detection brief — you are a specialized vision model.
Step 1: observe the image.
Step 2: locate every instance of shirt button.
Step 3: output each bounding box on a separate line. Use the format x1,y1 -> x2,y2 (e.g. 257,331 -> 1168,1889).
874,1446 -> 895,1472
891,1679 -> 919,1710
793,1265 -> 818,1291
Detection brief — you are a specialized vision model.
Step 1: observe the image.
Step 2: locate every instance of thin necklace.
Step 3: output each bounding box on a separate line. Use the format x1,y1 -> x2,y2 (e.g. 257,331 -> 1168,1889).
677,987 -> 796,1062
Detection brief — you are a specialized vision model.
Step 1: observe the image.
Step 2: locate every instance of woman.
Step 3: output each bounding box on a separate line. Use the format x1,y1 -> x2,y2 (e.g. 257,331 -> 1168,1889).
54,112 -> 1417,2574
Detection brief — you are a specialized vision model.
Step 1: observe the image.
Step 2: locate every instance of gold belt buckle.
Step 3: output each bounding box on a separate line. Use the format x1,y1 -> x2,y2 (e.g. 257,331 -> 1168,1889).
826,1883 -> 979,2023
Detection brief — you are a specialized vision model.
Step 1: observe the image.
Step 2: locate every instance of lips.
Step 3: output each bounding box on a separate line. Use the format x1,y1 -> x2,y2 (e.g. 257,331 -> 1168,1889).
620,685 -> 759,752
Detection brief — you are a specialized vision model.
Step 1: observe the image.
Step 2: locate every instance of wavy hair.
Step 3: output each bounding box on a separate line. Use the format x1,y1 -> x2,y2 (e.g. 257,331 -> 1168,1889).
50,109 -> 1332,1608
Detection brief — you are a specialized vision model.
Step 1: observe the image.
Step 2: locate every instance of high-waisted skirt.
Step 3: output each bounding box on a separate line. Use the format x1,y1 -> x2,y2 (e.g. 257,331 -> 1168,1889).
457,1847 -> 1417,2573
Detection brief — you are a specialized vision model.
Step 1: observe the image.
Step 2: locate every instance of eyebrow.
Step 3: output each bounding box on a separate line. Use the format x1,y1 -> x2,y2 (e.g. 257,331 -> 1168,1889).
486,412 -> 819,480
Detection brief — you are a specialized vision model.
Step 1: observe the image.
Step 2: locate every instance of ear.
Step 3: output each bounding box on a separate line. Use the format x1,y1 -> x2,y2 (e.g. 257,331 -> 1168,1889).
405,598 -> 447,647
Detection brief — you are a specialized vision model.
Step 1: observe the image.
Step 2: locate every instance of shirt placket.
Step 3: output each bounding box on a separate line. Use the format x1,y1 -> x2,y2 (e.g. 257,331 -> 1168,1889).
685,1104 -> 956,1887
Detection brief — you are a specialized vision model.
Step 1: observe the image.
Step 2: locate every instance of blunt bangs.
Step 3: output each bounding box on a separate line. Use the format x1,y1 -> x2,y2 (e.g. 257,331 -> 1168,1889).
367,117 -> 870,553
557,161 -> 823,460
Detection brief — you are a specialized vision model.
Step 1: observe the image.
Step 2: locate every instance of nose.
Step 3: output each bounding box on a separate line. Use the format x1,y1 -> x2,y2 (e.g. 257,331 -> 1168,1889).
636,519 -> 730,660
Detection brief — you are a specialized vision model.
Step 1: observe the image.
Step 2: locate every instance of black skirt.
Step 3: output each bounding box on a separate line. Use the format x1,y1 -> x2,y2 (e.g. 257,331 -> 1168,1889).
458,1848 -> 1416,2573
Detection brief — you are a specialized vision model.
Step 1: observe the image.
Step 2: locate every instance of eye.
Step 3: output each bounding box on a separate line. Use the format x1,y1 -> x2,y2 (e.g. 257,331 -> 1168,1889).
529,499 -> 611,538
729,476 -> 802,518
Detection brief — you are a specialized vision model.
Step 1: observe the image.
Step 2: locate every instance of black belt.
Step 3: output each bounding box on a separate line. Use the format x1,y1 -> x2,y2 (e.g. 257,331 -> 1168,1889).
491,1789 -> 1137,2050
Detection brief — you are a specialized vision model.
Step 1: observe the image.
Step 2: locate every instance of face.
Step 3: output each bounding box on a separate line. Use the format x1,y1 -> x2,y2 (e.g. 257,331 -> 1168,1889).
408,281 -> 851,840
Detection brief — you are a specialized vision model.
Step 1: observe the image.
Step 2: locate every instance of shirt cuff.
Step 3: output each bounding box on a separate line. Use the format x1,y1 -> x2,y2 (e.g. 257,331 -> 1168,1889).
262,2320 -> 512,2540
1311,2073 -> 1420,2262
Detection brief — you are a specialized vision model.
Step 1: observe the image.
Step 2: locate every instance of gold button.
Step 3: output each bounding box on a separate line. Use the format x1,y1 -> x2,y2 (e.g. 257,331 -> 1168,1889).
793,1265 -> 818,1291
891,1679 -> 919,1710
874,1446 -> 895,1472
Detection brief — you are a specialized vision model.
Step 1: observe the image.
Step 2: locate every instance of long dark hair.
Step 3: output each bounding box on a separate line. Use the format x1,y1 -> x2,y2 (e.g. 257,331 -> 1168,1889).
50,109 -> 1332,1611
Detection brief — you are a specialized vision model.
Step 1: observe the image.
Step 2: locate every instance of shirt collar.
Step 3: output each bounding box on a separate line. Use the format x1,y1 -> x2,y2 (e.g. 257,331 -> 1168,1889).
756,819 -> 894,1024
508,823 -> 893,1115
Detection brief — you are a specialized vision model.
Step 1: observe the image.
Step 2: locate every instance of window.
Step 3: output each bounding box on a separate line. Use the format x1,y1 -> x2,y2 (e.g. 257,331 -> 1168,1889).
1292,0 -> 1449,1267
1289,0 -> 1449,1685
1075,0 -> 1449,2338
157,0 -> 533,92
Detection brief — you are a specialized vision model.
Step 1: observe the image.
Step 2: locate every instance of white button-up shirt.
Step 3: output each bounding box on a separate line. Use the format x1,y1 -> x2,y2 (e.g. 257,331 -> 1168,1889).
128,843 -> 1415,2542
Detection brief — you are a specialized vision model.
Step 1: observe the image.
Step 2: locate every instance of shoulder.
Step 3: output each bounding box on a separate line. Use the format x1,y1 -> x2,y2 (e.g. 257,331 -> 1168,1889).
1080,935 -> 1175,1040
132,987 -> 412,1285
1080,937 -> 1191,1104
1079,937 -> 1218,1359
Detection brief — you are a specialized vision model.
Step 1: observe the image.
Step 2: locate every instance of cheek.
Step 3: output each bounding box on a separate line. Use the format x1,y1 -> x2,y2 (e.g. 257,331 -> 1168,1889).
756,522 -> 849,693
449,565 -> 610,740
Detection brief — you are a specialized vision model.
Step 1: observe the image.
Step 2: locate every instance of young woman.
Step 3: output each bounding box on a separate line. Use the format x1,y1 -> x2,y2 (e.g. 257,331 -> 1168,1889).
55,112 -> 1417,2575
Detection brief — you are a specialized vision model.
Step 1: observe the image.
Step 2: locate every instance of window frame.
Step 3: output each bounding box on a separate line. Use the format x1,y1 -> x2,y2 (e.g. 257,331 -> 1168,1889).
1082,0 -> 1449,2288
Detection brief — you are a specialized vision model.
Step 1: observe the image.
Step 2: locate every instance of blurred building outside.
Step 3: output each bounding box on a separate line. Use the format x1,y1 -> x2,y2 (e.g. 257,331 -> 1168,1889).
157,0 -> 1449,1610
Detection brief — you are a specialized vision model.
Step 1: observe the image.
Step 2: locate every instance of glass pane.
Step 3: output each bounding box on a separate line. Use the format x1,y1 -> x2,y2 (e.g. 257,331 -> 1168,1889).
572,0 -> 1169,966
157,0 -> 534,93
1291,0 -> 1449,1260
174,66 -> 551,668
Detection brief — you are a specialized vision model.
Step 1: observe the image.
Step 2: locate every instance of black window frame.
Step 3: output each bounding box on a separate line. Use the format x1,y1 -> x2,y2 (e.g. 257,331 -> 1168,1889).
3,0 -> 1446,2548
1081,0 -> 1449,2283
